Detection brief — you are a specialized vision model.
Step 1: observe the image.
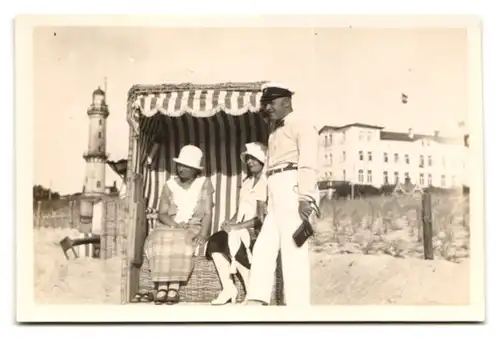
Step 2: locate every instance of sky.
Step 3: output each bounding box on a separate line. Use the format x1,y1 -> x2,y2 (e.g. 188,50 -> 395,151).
33,27 -> 468,195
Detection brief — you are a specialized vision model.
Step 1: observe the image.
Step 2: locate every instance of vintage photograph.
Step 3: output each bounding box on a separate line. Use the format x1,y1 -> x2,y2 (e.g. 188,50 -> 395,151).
17,15 -> 484,322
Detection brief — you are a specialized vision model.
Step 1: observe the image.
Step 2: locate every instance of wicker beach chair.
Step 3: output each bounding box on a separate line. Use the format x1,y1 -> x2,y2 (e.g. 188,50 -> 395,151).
122,82 -> 284,305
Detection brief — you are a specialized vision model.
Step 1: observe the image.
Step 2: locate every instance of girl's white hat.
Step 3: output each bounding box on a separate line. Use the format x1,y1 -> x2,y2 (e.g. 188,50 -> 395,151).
240,142 -> 267,164
173,145 -> 204,170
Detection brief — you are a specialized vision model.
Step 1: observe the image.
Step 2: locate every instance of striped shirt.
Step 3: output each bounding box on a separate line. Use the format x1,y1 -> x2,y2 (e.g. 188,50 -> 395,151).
267,111 -> 320,202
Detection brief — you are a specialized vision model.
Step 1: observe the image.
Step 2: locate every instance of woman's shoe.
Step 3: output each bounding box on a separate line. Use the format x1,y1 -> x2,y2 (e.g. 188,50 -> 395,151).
166,289 -> 180,305
155,289 -> 168,305
211,287 -> 238,305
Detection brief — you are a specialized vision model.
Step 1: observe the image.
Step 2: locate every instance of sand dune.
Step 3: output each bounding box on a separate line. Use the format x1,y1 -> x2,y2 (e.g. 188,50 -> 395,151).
34,227 -> 469,306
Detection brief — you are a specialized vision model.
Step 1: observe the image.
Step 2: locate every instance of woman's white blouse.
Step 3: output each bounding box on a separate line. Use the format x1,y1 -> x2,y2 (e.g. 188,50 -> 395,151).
236,175 -> 267,222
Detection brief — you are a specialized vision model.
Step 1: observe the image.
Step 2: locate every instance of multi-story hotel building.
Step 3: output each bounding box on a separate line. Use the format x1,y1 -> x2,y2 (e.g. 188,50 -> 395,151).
319,123 -> 469,189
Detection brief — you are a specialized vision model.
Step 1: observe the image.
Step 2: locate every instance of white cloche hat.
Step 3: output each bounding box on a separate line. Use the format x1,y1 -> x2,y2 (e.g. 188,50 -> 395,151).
173,145 -> 204,170
240,142 -> 267,164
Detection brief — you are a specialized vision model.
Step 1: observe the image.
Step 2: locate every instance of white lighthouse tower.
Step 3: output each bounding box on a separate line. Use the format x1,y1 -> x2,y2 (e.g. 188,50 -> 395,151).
83,87 -> 109,197
79,87 -> 109,227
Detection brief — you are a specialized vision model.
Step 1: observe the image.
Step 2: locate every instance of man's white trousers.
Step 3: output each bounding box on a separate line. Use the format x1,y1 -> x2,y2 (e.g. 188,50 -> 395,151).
247,170 -> 317,306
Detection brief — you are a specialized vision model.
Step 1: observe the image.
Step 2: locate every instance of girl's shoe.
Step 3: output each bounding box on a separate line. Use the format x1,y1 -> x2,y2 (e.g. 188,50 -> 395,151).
211,286 -> 238,305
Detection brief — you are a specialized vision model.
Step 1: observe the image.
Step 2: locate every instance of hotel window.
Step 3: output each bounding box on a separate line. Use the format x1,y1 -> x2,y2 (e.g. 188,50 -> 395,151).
383,152 -> 388,163
359,151 -> 364,161
358,170 -> 364,183
419,173 -> 425,185
97,181 -> 101,188
383,171 -> 389,184
329,153 -> 333,165
428,174 -> 433,186
451,175 -> 456,186
405,154 -> 410,164
98,132 -> 102,138
367,170 -> 373,183
324,135 -> 328,145
394,153 -> 399,163
342,170 -> 346,181
404,172 -> 410,180
394,171 -> 399,183
342,151 -> 346,162
329,134 -> 333,145
428,155 -> 433,167
342,132 -> 346,143
419,155 -> 424,168
368,151 -> 373,161
441,175 -> 446,187
367,131 -> 372,141
359,131 -> 364,141
99,119 -> 102,126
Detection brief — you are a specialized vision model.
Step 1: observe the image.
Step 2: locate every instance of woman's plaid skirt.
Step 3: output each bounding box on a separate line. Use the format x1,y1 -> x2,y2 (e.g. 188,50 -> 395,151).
143,226 -> 198,282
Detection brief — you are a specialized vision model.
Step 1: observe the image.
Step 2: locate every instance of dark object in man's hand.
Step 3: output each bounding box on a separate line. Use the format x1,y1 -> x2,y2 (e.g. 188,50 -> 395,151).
292,220 -> 314,248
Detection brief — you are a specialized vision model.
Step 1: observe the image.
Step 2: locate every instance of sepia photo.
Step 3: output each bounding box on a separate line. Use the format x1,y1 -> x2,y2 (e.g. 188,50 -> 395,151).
16,15 -> 485,322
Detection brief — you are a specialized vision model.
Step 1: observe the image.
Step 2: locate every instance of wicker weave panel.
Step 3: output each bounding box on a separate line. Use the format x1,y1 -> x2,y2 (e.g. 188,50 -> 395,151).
138,254 -> 283,305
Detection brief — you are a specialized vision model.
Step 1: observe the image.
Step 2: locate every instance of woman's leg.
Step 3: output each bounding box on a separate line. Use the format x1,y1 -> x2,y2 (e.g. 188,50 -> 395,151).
153,281 -> 169,304
212,253 -> 237,292
234,237 -> 255,299
227,231 -> 242,274
206,232 -> 238,304
235,262 -> 250,290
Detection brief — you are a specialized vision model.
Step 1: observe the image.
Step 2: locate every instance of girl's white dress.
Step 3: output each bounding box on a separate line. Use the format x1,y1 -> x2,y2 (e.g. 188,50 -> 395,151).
227,175 -> 267,273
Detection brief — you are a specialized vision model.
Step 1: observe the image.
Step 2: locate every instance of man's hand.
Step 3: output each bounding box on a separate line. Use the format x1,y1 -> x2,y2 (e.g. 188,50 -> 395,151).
298,200 -> 313,221
221,221 -> 241,232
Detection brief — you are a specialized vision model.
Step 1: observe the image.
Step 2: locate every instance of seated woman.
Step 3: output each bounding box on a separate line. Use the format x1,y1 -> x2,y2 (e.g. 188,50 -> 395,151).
206,142 -> 268,305
136,145 -> 214,305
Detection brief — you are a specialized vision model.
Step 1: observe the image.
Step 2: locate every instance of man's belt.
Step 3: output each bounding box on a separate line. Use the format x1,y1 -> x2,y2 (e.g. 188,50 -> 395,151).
266,163 -> 298,177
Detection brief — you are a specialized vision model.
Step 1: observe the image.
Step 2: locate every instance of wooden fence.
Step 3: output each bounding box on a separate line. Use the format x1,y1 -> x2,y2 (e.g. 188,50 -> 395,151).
34,191 -> 468,262
33,197 -> 127,259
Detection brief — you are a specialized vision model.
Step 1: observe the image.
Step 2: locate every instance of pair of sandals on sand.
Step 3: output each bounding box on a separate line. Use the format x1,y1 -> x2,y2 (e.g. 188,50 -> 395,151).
131,289 -> 180,305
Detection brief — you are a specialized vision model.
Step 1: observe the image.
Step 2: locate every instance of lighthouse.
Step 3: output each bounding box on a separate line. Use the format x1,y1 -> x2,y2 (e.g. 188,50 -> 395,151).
83,87 -> 109,197
80,86 -> 109,225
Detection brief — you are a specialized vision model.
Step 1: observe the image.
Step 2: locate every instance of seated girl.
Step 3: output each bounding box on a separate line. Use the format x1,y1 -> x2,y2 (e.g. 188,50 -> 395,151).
206,142 -> 268,305
133,145 -> 214,305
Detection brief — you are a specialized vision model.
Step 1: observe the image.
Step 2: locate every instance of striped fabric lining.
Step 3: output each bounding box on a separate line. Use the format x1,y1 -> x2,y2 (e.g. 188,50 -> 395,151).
133,89 -> 269,256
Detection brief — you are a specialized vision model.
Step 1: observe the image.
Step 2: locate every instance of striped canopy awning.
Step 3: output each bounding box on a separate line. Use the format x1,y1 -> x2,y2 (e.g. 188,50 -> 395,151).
131,83 -> 264,117
128,82 -> 269,256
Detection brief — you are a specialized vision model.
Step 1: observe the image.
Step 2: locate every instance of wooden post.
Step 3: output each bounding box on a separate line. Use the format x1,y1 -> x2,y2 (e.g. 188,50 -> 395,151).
421,192 -> 434,260
121,117 -> 140,304
36,201 -> 42,228
100,201 -> 107,260
114,200 -> 119,257
69,200 -> 74,228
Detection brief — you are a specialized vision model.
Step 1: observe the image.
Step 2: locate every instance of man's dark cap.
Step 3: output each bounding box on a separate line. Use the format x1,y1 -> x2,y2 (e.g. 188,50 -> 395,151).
260,84 -> 294,103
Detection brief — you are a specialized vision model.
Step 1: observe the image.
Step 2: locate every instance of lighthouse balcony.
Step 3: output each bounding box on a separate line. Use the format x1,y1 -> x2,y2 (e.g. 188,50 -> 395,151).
87,104 -> 110,117
83,151 -> 109,161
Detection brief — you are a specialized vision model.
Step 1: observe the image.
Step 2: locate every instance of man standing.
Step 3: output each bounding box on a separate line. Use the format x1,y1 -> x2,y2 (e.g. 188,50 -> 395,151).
245,83 -> 320,306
